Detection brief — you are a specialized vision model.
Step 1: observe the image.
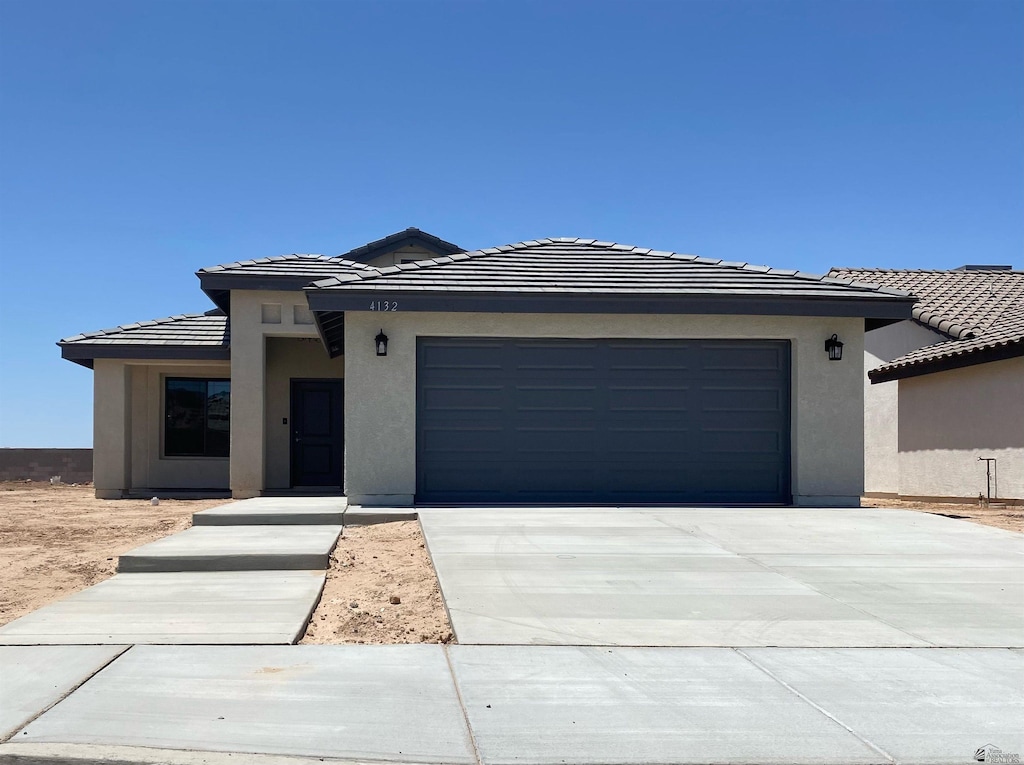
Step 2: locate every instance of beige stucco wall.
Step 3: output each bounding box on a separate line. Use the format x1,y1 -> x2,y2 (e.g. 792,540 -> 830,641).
229,290 -> 333,497
264,337 -> 345,490
92,359 -> 230,498
343,311 -> 866,506
862,320 -> 945,495
897,356 -> 1024,500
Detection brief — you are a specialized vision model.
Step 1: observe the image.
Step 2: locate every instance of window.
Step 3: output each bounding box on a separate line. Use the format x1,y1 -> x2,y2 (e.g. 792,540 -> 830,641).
164,378 -> 230,457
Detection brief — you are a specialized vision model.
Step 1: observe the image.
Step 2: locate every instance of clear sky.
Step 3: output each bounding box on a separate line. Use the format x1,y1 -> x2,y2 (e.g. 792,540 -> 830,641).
0,0 -> 1021,447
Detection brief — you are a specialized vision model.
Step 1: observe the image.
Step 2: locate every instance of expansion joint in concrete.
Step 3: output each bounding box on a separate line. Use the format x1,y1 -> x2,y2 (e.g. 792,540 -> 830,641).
733,647 -> 897,764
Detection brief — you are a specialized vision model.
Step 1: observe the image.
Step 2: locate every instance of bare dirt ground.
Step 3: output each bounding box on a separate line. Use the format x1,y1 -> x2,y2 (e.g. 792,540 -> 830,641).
862,496 -> 1023,533
0,481 -> 228,626
300,520 -> 453,644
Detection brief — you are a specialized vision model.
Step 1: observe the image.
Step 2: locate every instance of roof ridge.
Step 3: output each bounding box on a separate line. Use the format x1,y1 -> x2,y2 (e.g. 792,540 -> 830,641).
308,238 -> 912,296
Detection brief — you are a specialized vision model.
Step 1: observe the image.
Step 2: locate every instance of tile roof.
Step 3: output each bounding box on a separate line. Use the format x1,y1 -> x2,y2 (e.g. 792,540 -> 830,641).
59,310 -> 231,367
60,309 -> 229,347
828,267 -> 1024,340
197,254 -> 379,278
309,238 -> 912,300
827,268 -> 1024,380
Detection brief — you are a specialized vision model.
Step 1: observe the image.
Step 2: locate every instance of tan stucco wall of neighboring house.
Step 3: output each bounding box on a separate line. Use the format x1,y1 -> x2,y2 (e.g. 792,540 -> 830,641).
93,359 -> 231,498
896,356 -> 1024,501
862,320 -> 946,495
343,311 -> 866,507
229,290 -> 338,498
264,336 -> 345,490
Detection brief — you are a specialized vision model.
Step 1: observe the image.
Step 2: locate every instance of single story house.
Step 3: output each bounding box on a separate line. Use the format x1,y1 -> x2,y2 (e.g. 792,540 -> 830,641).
60,228 -> 916,506
829,266 -> 1023,503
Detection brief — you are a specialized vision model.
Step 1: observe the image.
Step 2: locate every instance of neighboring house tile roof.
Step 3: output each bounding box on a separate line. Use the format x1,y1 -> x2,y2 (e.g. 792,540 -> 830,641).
828,267 -> 1024,340
59,310 -> 230,368
309,238 -> 912,300
828,268 -> 1024,382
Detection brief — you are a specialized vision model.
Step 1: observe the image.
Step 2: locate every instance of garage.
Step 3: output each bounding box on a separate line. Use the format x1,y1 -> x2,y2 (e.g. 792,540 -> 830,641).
416,337 -> 791,504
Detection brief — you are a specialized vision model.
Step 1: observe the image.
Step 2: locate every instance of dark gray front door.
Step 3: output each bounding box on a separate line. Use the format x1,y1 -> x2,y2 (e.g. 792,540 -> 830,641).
416,338 -> 791,504
290,380 -> 344,487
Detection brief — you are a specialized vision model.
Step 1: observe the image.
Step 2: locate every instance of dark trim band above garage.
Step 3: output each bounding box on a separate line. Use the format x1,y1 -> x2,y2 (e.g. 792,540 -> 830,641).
307,290 -> 916,319
60,345 -> 231,368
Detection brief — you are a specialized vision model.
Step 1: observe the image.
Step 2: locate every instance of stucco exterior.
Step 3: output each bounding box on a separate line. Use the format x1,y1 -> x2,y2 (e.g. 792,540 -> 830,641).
343,311 -> 866,507
862,320 -> 946,495
93,359 -> 231,498
229,290 -> 340,498
862,320 -> 1023,502
896,356 -> 1024,500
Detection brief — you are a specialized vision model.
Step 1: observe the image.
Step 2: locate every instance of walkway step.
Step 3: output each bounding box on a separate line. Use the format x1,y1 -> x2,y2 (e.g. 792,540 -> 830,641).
118,526 -> 342,573
193,497 -> 347,526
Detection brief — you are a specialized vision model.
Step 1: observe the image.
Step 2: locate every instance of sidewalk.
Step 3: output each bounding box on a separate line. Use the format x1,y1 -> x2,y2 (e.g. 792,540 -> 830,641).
2,643 -> 1021,764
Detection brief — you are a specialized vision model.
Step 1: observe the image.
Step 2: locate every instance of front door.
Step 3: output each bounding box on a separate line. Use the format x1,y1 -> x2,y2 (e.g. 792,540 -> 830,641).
290,379 -> 344,487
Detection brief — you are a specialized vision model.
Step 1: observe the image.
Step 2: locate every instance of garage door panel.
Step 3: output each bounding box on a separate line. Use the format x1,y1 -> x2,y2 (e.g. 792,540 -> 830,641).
417,338 -> 790,504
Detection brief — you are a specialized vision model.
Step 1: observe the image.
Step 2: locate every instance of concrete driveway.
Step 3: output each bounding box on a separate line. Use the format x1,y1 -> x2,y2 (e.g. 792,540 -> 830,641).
419,506 -> 1024,647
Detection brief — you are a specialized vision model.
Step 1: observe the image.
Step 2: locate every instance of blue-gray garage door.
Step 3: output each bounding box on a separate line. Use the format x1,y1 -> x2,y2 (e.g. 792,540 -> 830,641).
416,338 -> 791,504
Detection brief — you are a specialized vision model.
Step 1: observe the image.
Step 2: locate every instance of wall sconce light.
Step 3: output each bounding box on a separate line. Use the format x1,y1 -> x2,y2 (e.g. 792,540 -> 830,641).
375,329 -> 389,357
825,333 -> 844,361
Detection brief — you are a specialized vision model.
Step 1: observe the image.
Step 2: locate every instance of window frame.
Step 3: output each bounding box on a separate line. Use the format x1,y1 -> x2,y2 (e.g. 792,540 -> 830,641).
163,376 -> 231,459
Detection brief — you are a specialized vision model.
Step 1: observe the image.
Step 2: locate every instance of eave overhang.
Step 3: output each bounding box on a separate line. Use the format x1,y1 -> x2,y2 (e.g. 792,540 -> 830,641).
305,288 -> 917,320
868,339 -> 1024,383
58,344 -> 231,369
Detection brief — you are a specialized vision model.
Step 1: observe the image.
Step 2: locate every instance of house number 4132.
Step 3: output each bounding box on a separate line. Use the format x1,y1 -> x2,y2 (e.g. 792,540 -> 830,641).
369,300 -> 398,311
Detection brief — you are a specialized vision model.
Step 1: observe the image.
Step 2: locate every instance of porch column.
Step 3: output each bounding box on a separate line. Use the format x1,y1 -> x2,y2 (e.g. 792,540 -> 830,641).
230,313 -> 265,498
93,360 -> 131,499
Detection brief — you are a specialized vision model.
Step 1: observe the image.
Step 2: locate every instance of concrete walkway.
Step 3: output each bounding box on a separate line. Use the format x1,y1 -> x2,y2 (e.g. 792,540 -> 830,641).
0,498 -> 344,646
2,644 -> 1021,764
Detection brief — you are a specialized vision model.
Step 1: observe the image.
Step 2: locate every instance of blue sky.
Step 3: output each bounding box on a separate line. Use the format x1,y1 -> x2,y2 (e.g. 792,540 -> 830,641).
0,0 -> 1021,447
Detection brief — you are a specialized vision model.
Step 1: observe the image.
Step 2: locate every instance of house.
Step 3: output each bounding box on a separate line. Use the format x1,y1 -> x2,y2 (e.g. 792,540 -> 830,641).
828,266 -> 1023,503
60,228 -> 915,506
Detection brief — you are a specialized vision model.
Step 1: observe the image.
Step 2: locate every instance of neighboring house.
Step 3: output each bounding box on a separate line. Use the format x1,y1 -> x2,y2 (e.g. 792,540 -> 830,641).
828,266 -> 1023,502
60,228 -> 915,506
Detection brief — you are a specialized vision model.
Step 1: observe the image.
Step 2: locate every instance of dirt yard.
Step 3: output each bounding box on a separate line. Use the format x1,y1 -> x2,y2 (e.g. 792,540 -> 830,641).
300,521 -> 453,644
862,496 -> 1023,533
0,481 -> 226,626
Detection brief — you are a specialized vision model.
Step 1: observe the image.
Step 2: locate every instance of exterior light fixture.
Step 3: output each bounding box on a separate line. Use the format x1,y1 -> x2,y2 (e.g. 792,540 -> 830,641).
825,333 -> 844,361
375,329 -> 389,357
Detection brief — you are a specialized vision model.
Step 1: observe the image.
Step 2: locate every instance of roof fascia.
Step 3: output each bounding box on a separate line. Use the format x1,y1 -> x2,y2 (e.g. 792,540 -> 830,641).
199,273 -> 325,294
868,341 -> 1024,383
305,289 -> 917,320
59,344 -> 231,365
